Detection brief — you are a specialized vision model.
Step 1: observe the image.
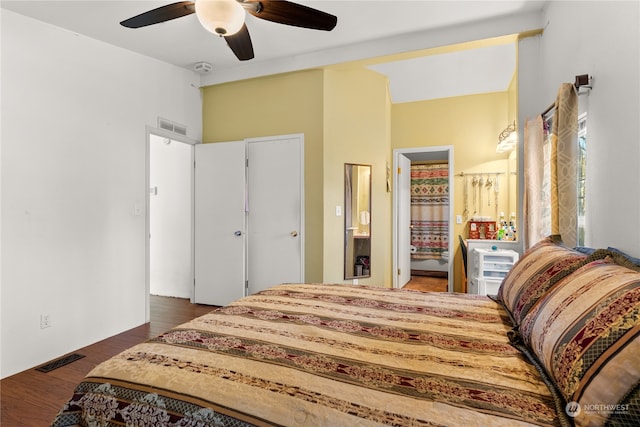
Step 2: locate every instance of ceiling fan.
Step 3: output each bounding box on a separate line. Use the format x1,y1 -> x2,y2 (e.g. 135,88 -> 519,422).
120,0 -> 337,61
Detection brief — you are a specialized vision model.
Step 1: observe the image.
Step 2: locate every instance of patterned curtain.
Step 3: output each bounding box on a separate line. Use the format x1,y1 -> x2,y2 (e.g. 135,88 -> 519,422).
524,115 -> 550,248
550,83 -> 579,247
523,83 -> 578,248
410,163 -> 449,259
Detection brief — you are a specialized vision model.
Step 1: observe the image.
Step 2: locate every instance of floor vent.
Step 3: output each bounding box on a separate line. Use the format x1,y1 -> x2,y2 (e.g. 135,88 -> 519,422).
158,117 -> 187,136
35,353 -> 85,373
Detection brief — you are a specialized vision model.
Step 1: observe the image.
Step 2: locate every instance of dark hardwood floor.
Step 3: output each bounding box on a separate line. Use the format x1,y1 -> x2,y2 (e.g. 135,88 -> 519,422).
1,284 -> 445,425
0,295 -> 215,427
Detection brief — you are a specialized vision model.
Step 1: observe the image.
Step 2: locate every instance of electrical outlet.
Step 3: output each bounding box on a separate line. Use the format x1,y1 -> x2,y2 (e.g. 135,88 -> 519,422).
40,314 -> 52,329
456,215 -> 463,224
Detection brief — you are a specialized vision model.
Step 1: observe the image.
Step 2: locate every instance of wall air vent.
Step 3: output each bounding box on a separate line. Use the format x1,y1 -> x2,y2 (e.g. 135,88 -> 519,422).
158,118 -> 187,136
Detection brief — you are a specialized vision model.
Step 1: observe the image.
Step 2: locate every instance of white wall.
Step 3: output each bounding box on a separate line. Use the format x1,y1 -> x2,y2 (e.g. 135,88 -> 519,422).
535,1 -> 640,253
1,10 -> 202,378
150,135 -> 193,298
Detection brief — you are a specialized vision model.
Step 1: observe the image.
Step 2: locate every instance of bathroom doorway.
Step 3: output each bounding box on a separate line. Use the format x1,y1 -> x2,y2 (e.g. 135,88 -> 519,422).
393,146 -> 454,291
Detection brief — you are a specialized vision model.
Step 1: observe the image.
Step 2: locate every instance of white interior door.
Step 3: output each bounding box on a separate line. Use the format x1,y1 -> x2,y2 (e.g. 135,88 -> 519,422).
397,154 -> 412,287
247,135 -> 304,295
194,141 -> 246,306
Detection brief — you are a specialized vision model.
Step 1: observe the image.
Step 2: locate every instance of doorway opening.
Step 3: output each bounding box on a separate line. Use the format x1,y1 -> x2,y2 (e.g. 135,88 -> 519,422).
393,146 -> 454,292
145,127 -> 198,322
145,131 -> 305,316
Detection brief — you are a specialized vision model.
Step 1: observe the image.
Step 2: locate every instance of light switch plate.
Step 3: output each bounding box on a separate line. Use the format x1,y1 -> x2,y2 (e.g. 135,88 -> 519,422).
336,206 -> 342,216
456,215 -> 463,224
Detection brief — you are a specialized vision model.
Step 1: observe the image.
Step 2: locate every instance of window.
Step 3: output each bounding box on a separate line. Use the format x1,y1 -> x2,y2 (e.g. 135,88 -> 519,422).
538,110 -> 585,246
577,113 -> 587,246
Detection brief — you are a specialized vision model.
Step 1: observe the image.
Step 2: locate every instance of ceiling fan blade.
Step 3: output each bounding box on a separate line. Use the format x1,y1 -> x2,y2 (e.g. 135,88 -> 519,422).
225,24 -> 255,61
246,0 -> 337,31
120,1 -> 195,28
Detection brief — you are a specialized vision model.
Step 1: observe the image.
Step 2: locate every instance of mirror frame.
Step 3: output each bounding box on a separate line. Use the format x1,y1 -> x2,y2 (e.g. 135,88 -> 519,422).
344,163 -> 372,280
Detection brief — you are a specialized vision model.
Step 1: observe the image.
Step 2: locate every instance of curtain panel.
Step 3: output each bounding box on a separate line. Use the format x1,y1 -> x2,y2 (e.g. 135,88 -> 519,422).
551,83 -> 579,247
524,115 -> 549,248
523,83 -> 578,248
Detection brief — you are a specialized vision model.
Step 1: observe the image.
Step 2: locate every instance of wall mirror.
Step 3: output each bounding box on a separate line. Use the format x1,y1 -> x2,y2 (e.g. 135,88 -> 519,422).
344,163 -> 372,279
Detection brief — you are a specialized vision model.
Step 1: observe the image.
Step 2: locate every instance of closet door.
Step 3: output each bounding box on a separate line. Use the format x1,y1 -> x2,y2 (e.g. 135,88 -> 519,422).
247,135 -> 304,294
194,141 -> 246,306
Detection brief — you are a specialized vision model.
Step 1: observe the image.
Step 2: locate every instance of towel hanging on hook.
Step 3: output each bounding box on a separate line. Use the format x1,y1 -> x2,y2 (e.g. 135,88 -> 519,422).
485,177 -> 493,207
478,175 -> 484,212
463,174 -> 469,220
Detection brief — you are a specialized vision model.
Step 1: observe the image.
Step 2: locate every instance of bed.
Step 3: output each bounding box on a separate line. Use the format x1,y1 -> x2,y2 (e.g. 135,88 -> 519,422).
52,238 -> 640,426
52,284 -> 561,426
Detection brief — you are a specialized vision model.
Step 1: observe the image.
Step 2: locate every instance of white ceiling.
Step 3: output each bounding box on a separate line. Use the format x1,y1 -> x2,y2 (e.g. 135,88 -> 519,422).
367,42 -> 516,103
1,1 -> 546,102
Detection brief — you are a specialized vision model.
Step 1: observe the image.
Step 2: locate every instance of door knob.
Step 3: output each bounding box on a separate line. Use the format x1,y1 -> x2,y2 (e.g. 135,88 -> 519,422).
234,230 -> 242,237
290,231 -> 298,237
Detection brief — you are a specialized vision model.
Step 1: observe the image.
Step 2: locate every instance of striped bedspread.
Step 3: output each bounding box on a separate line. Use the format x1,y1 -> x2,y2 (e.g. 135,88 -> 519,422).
52,284 -> 561,426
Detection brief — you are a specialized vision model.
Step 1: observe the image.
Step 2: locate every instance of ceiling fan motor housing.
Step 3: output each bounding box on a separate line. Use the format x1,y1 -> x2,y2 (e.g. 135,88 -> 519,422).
195,0 -> 245,36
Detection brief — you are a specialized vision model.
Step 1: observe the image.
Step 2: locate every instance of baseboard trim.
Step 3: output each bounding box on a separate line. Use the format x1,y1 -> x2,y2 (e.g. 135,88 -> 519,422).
410,269 -> 448,278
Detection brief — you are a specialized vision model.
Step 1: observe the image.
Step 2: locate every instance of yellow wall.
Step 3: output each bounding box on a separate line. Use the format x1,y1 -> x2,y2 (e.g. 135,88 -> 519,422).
201,67 -> 515,291
201,70 -> 325,282
323,68 -> 391,285
391,92 -> 513,291
201,67 -> 391,286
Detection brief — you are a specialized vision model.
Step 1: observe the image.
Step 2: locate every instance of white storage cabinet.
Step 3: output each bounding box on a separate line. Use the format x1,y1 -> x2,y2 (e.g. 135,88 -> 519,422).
468,248 -> 519,296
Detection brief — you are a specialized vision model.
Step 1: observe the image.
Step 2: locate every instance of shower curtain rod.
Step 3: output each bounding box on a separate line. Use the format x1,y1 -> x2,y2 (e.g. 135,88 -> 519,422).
411,160 -> 448,165
541,74 -> 593,117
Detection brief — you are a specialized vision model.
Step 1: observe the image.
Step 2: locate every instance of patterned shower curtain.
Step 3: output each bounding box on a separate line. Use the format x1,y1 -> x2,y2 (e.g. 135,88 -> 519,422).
410,163 -> 449,259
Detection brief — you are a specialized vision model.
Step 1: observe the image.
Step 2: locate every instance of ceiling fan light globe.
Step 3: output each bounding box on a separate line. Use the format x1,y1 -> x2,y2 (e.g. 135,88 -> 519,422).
195,0 -> 245,36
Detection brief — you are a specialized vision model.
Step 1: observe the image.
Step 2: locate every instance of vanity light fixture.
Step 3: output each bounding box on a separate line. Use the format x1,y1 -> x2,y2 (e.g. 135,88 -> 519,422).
497,121 -> 517,153
196,0 -> 245,36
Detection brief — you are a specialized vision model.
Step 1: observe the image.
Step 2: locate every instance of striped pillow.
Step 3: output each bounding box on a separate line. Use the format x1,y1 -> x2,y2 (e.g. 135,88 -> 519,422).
520,258 -> 640,426
497,236 -> 588,326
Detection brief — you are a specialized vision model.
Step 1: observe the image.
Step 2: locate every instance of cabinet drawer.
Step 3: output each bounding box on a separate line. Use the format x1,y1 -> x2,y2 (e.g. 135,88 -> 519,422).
468,278 -> 503,296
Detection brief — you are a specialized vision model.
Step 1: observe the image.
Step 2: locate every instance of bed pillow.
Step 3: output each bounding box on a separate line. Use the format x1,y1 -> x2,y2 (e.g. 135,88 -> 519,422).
573,246 -> 596,255
496,235 -> 590,327
607,246 -> 640,268
520,257 -> 640,426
